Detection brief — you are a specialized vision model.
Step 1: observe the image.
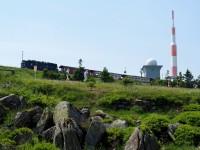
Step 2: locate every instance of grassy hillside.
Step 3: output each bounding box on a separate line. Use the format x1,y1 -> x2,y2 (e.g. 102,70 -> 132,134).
0,66 -> 200,149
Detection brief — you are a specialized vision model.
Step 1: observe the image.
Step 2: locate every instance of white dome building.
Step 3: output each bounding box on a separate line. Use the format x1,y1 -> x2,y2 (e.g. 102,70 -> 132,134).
142,58 -> 162,79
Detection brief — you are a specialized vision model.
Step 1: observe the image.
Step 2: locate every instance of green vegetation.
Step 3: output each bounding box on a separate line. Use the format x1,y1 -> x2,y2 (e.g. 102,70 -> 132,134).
1,65 -> 200,149
19,142 -> 59,150
43,69 -> 66,80
174,125 -> 200,146
183,104 -> 200,111
86,77 -> 96,90
100,67 -> 114,82
141,114 -> 169,143
174,111 -> 200,126
105,127 -> 134,149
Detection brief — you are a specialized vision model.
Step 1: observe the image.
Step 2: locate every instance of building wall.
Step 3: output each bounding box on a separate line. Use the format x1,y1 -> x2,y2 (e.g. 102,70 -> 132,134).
142,66 -> 162,79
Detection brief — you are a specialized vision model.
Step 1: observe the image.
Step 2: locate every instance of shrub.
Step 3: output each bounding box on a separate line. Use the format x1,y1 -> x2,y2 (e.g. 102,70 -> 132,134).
42,69 -> 60,80
106,127 -> 134,149
122,77 -> 133,86
163,144 -> 196,150
86,77 -> 96,90
73,67 -> 84,81
98,91 -> 133,108
174,124 -> 200,146
9,128 -> 33,139
183,104 -> 200,111
0,128 -> 15,146
141,114 -> 169,142
174,111 -> 200,126
100,67 -> 114,82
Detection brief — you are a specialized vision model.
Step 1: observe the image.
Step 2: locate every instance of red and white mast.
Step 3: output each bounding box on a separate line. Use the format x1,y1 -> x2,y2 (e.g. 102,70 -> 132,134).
171,10 -> 177,77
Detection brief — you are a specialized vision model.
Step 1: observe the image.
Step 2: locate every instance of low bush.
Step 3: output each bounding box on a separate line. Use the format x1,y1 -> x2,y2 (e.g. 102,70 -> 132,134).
86,77 -> 96,90
141,114 -> 169,143
43,69 -> 61,80
163,143 -> 196,150
9,128 -> 33,140
174,124 -> 200,146
174,111 -> 200,126
105,127 -> 134,149
183,104 -> 200,111
98,91 -> 134,107
0,128 -> 15,146
122,77 -> 134,86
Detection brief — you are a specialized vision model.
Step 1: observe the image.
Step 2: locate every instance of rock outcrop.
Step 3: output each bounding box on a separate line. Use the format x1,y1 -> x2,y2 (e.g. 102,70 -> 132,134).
53,101 -> 82,126
13,131 -> 33,145
85,119 -> 106,149
14,106 -> 43,128
111,119 -> 128,128
125,128 -> 160,150
0,104 -> 7,123
53,119 -> 82,150
41,126 -> 56,142
0,94 -> 26,110
168,123 -> 180,141
36,107 -> 54,134
53,101 -> 84,150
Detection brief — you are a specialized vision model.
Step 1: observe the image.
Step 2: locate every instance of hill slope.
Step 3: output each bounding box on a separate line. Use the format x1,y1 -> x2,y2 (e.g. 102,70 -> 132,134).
0,66 -> 200,150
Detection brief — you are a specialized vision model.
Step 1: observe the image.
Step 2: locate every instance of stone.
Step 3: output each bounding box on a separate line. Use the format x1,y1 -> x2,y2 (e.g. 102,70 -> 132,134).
36,107 -> 54,134
110,119 -> 128,128
13,131 -> 33,145
80,107 -> 90,121
134,99 -> 152,112
31,106 -> 43,125
14,111 -> 31,128
125,128 -> 160,150
53,119 -> 82,150
41,126 -> 56,142
125,128 -> 142,150
135,120 -> 141,126
91,116 -> 103,122
80,107 -> 91,129
53,101 -> 82,126
111,100 -> 131,109
85,120 -> 106,149
0,94 -> 26,110
142,133 -> 160,150
168,123 -> 180,141
0,104 -> 7,123
14,106 -> 43,128
94,110 -> 107,118
53,102 -> 84,150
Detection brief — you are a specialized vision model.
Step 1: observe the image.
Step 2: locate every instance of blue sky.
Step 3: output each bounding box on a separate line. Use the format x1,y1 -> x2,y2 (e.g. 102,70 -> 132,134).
0,0 -> 200,77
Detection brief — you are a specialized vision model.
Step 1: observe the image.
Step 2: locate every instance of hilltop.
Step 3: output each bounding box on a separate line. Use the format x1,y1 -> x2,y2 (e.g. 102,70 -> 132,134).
0,66 -> 200,150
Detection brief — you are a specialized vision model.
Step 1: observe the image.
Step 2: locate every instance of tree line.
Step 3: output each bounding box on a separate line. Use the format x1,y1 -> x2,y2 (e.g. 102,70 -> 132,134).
153,69 -> 200,88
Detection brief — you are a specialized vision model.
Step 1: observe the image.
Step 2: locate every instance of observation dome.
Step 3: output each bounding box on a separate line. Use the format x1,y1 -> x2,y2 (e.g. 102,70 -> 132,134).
145,58 -> 158,66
